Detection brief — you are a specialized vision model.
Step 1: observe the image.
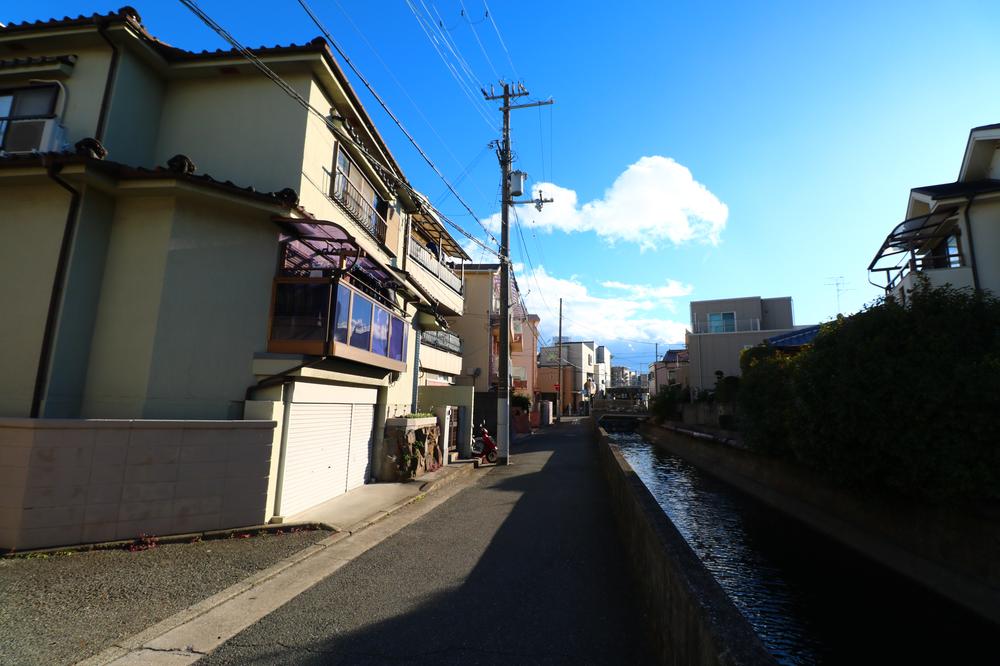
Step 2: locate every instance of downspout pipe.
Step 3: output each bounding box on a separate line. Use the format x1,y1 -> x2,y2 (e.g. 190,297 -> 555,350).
411,329 -> 422,414
963,194 -> 982,292
95,22 -> 121,143
31,163 -> 82,418
270,380 -> 295,522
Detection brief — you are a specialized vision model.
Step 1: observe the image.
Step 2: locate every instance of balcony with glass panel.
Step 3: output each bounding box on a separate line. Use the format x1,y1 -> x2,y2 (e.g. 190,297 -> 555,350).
690,314 -> 761,334
268,217 -> 409,372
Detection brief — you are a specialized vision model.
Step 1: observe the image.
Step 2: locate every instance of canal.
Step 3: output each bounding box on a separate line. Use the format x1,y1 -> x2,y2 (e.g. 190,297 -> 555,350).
610,432 -> 997,664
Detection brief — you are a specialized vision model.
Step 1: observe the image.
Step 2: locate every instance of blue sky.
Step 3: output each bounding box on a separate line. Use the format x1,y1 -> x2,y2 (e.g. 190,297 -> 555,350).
13,1 -> 1000,370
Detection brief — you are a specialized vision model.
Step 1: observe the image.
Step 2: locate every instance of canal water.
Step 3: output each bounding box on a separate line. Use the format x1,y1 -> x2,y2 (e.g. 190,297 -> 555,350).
610,432 -> 997,664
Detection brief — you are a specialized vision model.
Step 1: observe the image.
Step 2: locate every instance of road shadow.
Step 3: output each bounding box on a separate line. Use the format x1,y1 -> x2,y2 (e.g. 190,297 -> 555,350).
204,422 -> 654,665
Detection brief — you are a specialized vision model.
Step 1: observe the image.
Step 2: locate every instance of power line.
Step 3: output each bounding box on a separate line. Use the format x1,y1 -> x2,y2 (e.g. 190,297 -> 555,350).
458,0 -> 499,80
408,0 -> 495,127
482,0 -> 519,80
296,0 -> 498,247
328,0 -> 489,186
174,0 -> 499,260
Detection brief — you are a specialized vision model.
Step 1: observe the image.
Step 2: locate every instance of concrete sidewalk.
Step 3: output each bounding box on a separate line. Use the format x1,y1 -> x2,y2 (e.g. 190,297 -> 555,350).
289,461 -> 477,532
201,419 -> 653,664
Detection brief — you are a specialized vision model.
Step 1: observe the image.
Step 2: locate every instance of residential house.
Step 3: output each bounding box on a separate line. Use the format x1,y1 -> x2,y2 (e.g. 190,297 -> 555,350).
686,296 -> 800,392
0,8 -> 468,550
512,313 -> 540,400
611,365 -> 635,388
538,339 -> 596,414
595,345 -> 611,397
445,263 -> 533,435
869,123 -> 1000,300
649,348 -> 689,396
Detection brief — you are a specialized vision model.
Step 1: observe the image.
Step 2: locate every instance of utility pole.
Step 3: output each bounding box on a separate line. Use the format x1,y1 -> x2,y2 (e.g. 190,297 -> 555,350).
654,342 -> 659,396
484,82 -> 553,463
557,298 -> 563,424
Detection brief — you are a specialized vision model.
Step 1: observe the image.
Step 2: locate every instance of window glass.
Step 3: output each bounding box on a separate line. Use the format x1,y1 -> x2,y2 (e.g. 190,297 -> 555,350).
272,283 -> 328,340
0,96 -> 12,118
371,307 -> 390,356
389,317 -> 406,361
11,86 -> 56,117
349,292 -> 373,350
334,284 -> 351,343
708,312 -> 735,333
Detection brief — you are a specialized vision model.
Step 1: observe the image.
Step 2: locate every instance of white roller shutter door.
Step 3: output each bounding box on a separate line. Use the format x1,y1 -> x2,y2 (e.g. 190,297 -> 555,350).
281,403 -> 352,516
347,404 -> 375,490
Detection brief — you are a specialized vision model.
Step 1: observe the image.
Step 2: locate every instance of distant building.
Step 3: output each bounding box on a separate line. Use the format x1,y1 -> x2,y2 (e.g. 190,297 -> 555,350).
686,296 -> 802,391
539,340 -> 596,414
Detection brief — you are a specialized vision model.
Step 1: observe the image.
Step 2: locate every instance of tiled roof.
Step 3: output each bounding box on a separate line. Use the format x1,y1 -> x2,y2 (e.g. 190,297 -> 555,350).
970,123 -> 1000,133
766,325 -> 821,349
1,8 -> 404,183
0,7 -> 139,33
0,151 -> 309,214
910,179 -> 1000,200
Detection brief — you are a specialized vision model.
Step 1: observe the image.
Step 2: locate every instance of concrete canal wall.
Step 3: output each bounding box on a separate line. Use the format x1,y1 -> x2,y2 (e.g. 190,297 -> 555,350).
592,420 -> 775,666
639,421 -> 1000,626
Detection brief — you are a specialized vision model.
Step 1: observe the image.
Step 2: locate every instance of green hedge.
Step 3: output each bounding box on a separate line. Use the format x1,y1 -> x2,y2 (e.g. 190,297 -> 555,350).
739,281 -> 1000,504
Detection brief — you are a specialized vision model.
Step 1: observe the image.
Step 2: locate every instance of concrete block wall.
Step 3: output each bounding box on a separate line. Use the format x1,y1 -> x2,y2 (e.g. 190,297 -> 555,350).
592,420 -> 774,666
0,418 -> 275,551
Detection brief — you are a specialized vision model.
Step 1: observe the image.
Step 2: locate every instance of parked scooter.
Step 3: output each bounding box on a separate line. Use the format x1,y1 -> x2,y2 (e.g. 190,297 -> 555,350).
471,421 -> 499,464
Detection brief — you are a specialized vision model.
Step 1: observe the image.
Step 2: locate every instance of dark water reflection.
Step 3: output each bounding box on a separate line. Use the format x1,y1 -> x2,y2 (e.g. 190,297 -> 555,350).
611,433 -> 997,665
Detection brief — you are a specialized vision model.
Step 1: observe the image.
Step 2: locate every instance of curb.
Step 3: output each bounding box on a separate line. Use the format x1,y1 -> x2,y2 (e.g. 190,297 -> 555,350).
3,522 -> 332,559
418,460 -> 477,493
76,465 -> 489,666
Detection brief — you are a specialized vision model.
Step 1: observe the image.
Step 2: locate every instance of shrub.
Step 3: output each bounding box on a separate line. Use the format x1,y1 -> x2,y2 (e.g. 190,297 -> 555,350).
511,393 -> 531,411
649,384 -> 686,422
739,280 -> 1000,504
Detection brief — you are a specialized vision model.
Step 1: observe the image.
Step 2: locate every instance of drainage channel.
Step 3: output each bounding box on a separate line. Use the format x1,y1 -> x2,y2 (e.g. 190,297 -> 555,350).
610,432 -> 996,664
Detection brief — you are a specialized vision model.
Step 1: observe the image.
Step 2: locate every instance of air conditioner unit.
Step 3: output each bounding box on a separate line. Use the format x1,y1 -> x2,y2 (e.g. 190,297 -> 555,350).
3,118 -> 66,154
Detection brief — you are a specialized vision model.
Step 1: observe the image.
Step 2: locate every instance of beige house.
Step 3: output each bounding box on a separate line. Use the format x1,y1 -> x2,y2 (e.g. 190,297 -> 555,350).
445,263 -> 535,434
869,123 -> 1000,300
685,297 -> 798,392
538,340 -> 596,414
0,8 -> 468,549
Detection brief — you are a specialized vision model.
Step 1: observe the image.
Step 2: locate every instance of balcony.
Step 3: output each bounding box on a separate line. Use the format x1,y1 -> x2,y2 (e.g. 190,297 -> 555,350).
408,242 -> 463,294
897,264 -> 975,300
323,166 -> 387,245
690,318 -> 761,334
869,206 -> 973,296
422,329 -> 462,354
268,278 -> 408,372
490,315 -> 525,352
420,329 -> 463,376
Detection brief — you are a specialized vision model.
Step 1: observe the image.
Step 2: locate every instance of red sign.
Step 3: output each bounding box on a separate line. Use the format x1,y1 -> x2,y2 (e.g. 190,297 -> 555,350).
554,383 -> 560,390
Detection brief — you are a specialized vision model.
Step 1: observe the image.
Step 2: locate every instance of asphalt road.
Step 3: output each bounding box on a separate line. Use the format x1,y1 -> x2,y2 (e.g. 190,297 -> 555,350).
202,420 -> 654,665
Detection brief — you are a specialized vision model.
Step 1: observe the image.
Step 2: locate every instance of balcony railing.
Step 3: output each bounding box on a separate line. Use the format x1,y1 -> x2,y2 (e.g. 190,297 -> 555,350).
422,329 -> 462,354
690,318 -> 761,334
408,242 -> 463,293
886,252 -> 966,291
323,166 -> 387,244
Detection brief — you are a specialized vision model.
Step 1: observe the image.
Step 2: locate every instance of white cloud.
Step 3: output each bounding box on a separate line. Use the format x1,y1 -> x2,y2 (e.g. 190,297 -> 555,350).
517,265 -> 690,348
487,156 -> 728,250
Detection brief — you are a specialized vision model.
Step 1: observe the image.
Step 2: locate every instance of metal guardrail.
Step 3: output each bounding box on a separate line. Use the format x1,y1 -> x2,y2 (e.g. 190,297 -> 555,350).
408,242 -> 463,293
690,318 -> 761,334
422,329 -> 462,354
323,167 -> 387,244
